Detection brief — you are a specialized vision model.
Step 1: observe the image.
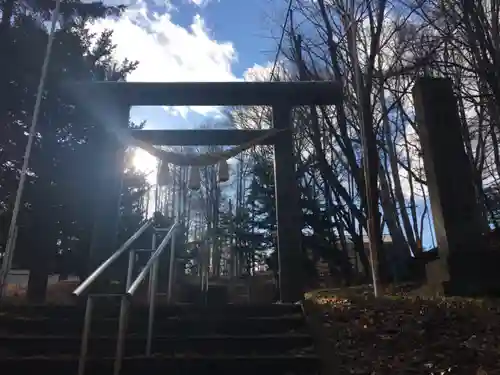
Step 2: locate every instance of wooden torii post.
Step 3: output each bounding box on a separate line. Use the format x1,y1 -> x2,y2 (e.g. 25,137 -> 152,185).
65,81 -> 341,302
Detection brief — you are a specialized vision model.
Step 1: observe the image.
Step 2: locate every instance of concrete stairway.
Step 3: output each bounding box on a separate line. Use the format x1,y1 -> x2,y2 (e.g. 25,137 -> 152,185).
0,303 -> 320,374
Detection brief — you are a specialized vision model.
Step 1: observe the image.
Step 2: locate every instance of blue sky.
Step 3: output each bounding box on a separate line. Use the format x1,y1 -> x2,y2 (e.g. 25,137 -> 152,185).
160,0 -> 281,77
89,0 -> 288,131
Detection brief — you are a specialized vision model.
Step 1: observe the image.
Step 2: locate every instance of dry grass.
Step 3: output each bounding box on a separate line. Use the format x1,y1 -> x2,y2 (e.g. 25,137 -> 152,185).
304,285 -> 500,375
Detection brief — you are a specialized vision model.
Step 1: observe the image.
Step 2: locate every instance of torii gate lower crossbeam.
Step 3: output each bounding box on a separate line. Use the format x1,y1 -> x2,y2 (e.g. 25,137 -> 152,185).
66,80 -> 341,302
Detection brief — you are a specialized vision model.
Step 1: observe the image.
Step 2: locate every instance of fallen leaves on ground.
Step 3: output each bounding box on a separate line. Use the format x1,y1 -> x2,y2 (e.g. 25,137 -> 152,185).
305,285 -> 500,375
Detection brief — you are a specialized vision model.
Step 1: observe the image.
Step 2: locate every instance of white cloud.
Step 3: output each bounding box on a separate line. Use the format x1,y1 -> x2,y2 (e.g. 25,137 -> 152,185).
243,63 -> 273,82
85,0 -> 240,172
243,60 -> 288,82
87,0 -> 238,118
187,0 -> 212,7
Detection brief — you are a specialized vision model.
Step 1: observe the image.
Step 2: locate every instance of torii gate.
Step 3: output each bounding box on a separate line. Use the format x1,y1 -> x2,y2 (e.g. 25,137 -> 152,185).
66,80 -> 341,302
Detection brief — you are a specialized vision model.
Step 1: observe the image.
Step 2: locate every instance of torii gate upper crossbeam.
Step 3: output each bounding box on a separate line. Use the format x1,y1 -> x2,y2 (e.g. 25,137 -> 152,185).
65,81 -> 341,107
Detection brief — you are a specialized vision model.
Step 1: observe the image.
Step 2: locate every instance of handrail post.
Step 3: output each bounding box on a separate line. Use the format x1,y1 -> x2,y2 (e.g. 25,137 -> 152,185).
77,296 -> 94,375
146,259 -> 159,355
148,232 -> 157,304
204,261 -> 209,305
113,295 -> 130,375
200,268 -> 204,292
167,229 -> 176,303
206,261 -> 209,292
199,242 -> 204,291
126,250 -> 135,290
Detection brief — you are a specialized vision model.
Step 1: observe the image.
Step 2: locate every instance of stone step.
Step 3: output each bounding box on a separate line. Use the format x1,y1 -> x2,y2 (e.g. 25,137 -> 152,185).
0,354 -> 320,375
0,303 -> 318,375
0,303 -> 301,319
0,333 -> 314,357
0,314 -> 305,335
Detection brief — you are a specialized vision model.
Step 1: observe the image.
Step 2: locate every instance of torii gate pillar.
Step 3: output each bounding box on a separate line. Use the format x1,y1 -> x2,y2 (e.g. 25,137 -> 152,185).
272,104 -> 304,301
88,105 -> 129,271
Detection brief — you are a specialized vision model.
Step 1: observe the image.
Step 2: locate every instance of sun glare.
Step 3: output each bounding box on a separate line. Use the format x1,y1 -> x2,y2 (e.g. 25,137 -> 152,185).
132,148 -> 157,179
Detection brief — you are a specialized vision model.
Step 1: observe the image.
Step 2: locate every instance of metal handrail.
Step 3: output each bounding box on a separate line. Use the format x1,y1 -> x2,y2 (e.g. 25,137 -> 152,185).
113,221 -> 180,375
73,218 -> 154,297
75,218 -> 162,375
127,222 -> 179,296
